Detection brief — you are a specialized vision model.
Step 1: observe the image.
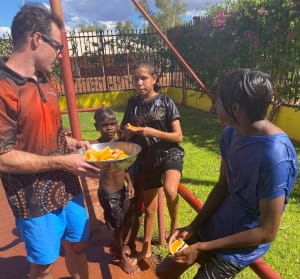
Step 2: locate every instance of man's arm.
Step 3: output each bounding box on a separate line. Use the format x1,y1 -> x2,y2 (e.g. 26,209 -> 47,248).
194,195 -> 285,252
174,190 -> 285,265
168,159 -> 228,246
126,119 -> 183,143
0,150 -> 100,177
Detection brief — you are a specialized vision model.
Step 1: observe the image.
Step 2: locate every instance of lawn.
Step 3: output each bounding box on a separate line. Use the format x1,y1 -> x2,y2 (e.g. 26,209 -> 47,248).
62,105 -> 300,279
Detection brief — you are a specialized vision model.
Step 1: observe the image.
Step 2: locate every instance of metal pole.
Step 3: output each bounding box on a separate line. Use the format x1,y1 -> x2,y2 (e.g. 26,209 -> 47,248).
131,0 -> 213,99
49,0 -> 82,140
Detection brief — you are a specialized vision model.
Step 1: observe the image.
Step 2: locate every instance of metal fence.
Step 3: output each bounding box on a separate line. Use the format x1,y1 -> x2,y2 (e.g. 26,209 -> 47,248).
52,29 -> 195,95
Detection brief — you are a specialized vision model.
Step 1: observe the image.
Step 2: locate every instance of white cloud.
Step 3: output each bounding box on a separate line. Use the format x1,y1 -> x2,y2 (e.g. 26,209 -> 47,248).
100,21 -> 117,30
0,27 -> 10,37
186,0 -> 224,10
185,9 -> 207,19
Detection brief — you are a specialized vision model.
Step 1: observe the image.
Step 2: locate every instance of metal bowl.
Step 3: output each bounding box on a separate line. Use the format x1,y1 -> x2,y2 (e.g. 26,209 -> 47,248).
77,141 -> 141,173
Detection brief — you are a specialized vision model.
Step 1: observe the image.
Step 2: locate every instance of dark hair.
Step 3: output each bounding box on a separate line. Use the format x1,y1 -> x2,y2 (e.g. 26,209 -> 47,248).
217,68 -> 273,123
94,107 -> 116,125
11,2 -> 63,48
132,60 -> 160,92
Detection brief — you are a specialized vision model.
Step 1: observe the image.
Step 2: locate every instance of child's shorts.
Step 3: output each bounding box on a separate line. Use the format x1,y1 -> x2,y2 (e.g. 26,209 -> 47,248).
185,236 -> 243,279
98,186 -> 134,230
143,147 -> 184,190
16,193 -> 89,265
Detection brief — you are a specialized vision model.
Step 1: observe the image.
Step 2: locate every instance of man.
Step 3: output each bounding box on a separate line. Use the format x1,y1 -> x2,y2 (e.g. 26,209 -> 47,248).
0,3 -> 100,279
156,69 -> 298,279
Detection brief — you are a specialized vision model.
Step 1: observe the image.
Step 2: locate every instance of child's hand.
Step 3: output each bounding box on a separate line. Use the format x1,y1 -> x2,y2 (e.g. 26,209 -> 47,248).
66,136 -> 92,151
127,184 -> 135,198
120,125 -> 132,141
125,123 -> 155,137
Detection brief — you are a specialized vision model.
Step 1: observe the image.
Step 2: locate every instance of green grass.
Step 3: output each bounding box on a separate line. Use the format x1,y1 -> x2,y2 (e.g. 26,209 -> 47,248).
62,106 -> 300,279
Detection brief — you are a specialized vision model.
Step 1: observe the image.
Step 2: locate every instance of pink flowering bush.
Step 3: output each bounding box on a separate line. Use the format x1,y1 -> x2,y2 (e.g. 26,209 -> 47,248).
167,0 -> 300,106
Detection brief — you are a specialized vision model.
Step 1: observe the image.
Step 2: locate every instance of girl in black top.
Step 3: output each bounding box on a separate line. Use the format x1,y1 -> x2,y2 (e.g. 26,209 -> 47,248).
122,60 -> 184,259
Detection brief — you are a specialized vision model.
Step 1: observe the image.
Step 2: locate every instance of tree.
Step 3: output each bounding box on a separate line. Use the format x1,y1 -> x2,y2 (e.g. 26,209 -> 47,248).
77,21 -> 107,32
136,0 -> 188,30
0,36 -> 12,58
154,0 -> 187,29
115,20 -> 138,33
166,0 -> 300,111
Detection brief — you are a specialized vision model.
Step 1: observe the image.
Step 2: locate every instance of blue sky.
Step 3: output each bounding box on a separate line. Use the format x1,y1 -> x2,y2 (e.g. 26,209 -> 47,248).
0,0 -> 222,35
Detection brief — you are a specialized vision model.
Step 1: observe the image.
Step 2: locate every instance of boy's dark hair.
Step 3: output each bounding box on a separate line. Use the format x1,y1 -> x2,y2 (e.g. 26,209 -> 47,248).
132,60 -> 160,92
94,106 -> 116,125
11,2 -> 63,49
217,68 -> 273,123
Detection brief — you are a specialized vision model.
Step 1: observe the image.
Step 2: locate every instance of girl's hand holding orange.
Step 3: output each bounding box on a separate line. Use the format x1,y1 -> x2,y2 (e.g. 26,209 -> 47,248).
125,123 -> 158,138
125,123 -> 141,131
127,124 -> 140,130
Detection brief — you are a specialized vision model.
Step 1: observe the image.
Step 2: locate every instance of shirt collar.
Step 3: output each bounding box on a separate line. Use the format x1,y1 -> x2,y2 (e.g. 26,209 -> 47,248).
0,58 -> 46,85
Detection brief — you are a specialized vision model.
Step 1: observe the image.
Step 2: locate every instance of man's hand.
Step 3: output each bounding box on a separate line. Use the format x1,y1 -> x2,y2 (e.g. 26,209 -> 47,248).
60,153 -> 100,178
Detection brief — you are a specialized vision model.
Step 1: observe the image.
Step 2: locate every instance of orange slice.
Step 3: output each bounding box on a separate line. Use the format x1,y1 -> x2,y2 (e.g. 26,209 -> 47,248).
128,124 -> 140,130
169,239 -> 188,254
84,147 -> 128,161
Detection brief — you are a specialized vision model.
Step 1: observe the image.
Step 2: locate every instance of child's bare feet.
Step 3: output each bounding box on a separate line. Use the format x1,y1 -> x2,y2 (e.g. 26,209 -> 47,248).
119,245 -> 140,273
119,256 -> 140,273
138,241 -> 152,261
128,241 -> 137,256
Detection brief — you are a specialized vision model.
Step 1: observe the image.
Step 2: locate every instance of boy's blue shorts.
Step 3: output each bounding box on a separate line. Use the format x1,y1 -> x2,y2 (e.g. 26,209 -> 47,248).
16,193 -> 89,265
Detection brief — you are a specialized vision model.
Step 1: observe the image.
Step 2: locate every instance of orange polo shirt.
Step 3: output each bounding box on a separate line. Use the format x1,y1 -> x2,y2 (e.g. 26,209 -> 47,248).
0,62 -> 82,218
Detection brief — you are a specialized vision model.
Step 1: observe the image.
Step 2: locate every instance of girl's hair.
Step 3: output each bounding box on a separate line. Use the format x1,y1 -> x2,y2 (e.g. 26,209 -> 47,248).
132,60 -> 160,92
217,68 -> 273,123
94,107 -> 116,125
11,3 -> 62,49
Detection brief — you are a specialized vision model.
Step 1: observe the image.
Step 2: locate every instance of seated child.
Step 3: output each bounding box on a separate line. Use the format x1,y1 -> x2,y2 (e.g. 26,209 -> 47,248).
92,106 -> 140,273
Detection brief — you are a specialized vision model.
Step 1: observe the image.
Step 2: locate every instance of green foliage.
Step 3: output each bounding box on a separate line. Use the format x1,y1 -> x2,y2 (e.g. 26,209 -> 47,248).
77,21 -> 107,32
167,0 -> 300,104
153,0 -> 188,29
136,0 -> 187,30
115,20 -> 138,33
0,36 -> 12,58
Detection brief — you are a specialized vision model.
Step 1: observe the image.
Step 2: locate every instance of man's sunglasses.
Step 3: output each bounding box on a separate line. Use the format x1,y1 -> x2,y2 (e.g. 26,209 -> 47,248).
41,34 -> 64,55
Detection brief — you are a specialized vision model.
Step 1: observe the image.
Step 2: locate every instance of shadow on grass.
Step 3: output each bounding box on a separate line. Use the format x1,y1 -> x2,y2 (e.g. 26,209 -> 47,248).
179,105 -> 222,151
